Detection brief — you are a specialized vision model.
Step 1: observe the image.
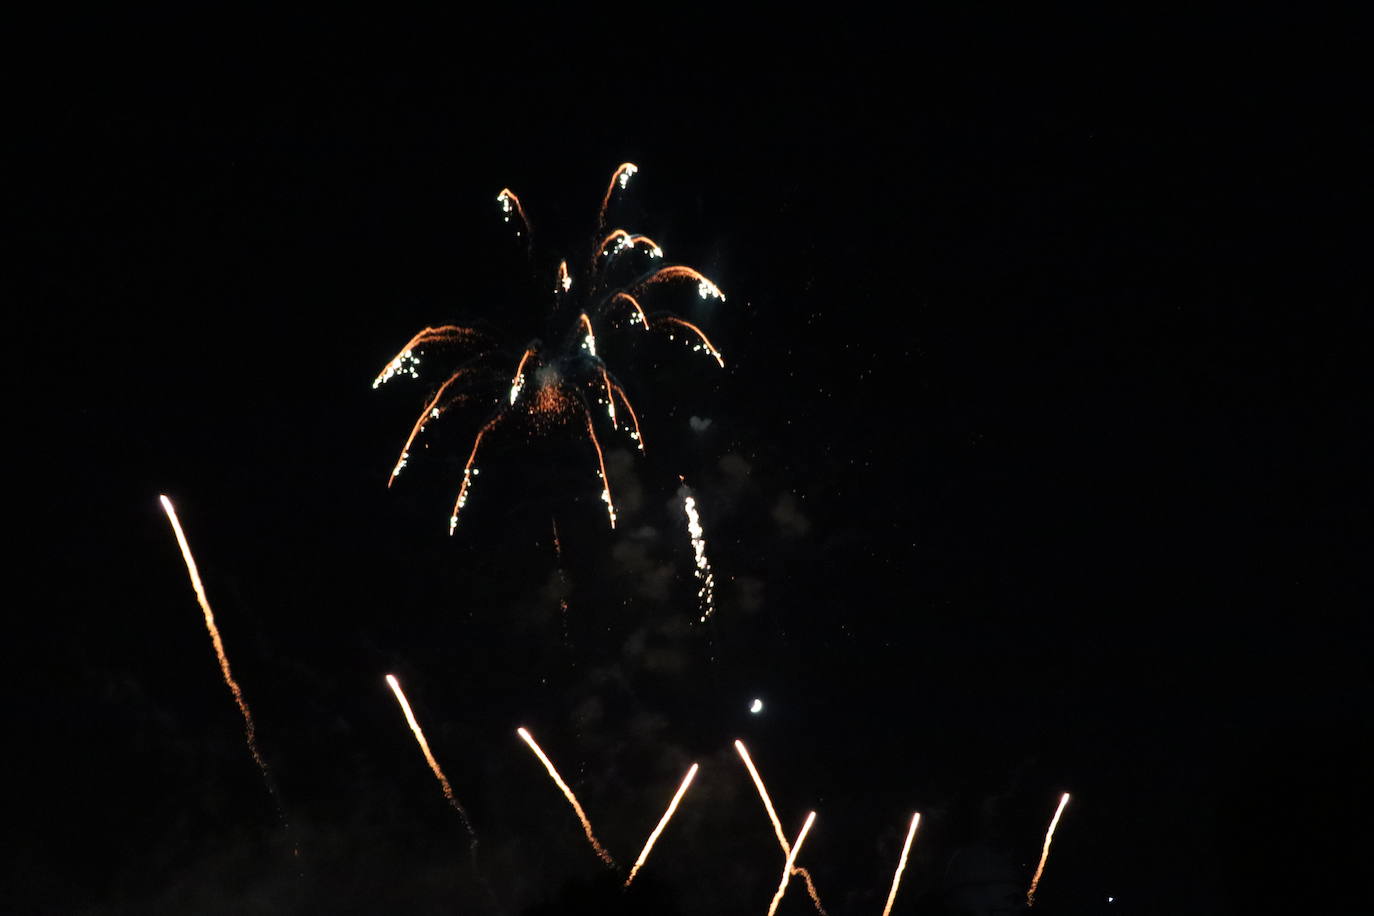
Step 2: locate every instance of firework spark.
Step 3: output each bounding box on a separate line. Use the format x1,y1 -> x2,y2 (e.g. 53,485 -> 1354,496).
767,811 -> 817,916
384,674 -> 477,843
680,480 -> 717,623
1027,792 -> 1071,907
735,740 -> 828,914
376,164 -> 725,534
516,727 -> 614,866
158,496 -> 278,800
624,762 -> 699,888
881,813 -> 921,916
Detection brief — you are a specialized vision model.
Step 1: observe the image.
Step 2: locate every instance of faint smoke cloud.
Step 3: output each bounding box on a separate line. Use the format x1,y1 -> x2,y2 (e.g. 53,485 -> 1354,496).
689,415 -> 713,433
772,492 -> 811,537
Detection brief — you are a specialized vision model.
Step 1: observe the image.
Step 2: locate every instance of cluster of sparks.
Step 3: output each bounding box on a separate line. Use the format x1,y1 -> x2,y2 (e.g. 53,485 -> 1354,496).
374,164 -> 727,534
680,481 -> 717,623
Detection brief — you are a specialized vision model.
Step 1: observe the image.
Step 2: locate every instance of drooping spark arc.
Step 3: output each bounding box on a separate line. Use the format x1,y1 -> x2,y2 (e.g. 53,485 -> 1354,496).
658,316 -> 726,367
581,407 -> 617,529
596,229 -> 665,264
557,259 -> 572,293
374,326 -> 478,388
610,292 -> 651,329
390,368 -> 474,484
767,812 -> 817,916
598,162 -> 638,228
509,348 -> 535,405
384,674 -> 477,841
735,740 -> 827,914
639,265 -> 726,301
1027,792 -> 1070,907
158,496 -> 276,795
450,418 -> 500,534
497,188 -> 530,238
612,384 -> 645,451
578,313 -> 598,357
624,762 -> 699,887
516,727 -> 614,866
881,813 -> 921,916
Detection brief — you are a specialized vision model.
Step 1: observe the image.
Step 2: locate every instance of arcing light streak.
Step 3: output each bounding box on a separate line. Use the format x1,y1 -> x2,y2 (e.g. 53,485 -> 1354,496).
509,348 -> 535,405
640,265 -> 726,301
612,384 -> 644,451
1027,792 -> 1070,907
158,496 -> 276,793
374,326 -> 476,389
767,812 -> 817,916
384,674 -> 477,841
881,813 -> 921,916
735,740 -> 827,914
497,187 -> 530,238
389,369 -> 473,484
582,408 -> 616,529
516,727 -> 615,866
599,162 -> 638,227
450,419 -> 499,534
610,292 -> 650,328
658,316 -> 725,367
624,763 -> 699,887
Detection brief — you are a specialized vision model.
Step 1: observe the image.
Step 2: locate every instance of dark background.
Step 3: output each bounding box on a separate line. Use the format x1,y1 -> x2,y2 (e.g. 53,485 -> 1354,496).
12,8 -> 1367,915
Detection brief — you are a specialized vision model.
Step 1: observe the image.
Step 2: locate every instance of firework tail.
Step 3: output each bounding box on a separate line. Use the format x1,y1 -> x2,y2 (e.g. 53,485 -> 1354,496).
1027,792 -> 1070,907
735,740 -> 828,914
158,496 -> 284,817
385,675 -> 478,840
517,727 -> 615,866
624,763 -> 699,887
881,813 -> 921,916
766,811 -> 817,916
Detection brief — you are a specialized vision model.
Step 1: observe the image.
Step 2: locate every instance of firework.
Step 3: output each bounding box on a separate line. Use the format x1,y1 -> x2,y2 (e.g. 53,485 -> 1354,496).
734,740 -> 828,914
766,811 -> 817,916
375,164 -> 725,533
158,496 -> 278,801
624,762 -> 699,888
384,674 -> 477,842
1027,792 -> 1070,907
881,813 -> 921,916
680,480 -> 717,623
516,727 -> 614,866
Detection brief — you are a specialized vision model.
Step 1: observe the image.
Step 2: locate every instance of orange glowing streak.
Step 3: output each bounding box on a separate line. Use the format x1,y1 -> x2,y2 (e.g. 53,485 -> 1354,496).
578,312 -> 598,354
596,228 -> 630,259
881,813 -> 921,916
610,292 -> 650,329
516,727 -> 614,866
509,347 -> 535,405
735,740 -> 827,914
581,406 -> 617,529
612,384 -> 645,452
373,325 -> 475,386
599,162 -> 638,227
767,812 -> 817,916
600,366 -> 617,427
385,674 -> 476,838
389,368 -> 472,485
658,316 -> 725,367
497,187 -> 530,237
1027,792 -> 1070,907
159,496 -> 273,784
639,265 -> 725,301
624,762 -> 699,887
557,259 -> 571,292
450,418 -> 499,534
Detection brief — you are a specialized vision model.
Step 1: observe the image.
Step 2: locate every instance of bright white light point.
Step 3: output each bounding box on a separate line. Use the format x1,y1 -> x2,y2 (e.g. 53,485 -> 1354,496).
1108,897 -> 1114,904
750,698 -> 763,714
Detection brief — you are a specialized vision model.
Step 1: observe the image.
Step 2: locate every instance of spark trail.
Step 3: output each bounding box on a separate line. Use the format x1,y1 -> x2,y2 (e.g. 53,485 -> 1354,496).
680,480 -> 717,622
1027,792 -> 1070,907
881,813 -> 921,916
767,811 -> 817,916
734,740 -> 827,914
384,674 -> 477,842
624,762 -> 699,887
517,727 -> 615,866
158,496 -> 279,806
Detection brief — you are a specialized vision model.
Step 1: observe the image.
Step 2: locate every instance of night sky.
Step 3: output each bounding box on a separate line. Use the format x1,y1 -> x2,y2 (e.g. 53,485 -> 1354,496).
15,10 -> 1367,915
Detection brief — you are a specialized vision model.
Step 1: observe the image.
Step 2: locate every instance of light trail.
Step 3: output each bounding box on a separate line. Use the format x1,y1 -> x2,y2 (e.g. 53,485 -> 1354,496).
516,726 -> 615,866
384,674 -> 477,841
766,811 -> 817,916
1027,792 -> 1071,907
624,762 -> 699,887
881,813 -> 921,916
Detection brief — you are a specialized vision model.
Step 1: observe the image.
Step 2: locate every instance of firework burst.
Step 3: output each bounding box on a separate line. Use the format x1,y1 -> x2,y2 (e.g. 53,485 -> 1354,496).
375,164 -> 726,533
